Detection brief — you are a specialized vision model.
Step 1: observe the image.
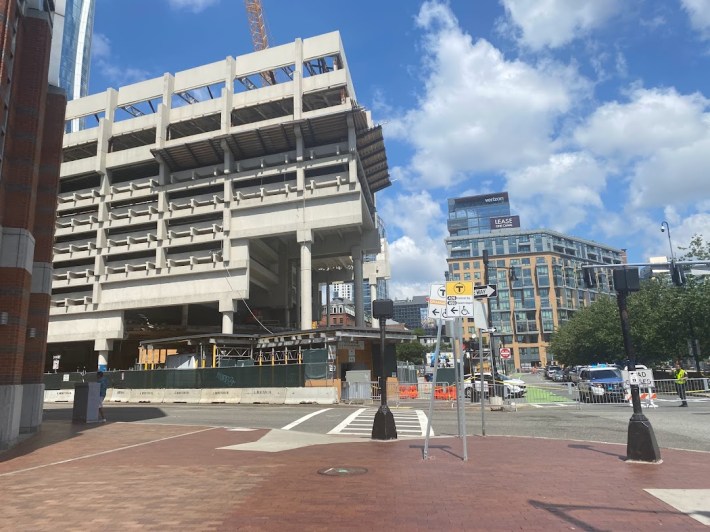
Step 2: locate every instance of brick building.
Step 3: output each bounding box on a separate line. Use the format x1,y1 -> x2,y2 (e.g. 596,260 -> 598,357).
0,0 -> 67,449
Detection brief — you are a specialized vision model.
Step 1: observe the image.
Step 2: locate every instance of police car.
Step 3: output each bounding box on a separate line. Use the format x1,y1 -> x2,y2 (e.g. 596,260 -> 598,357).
577,364 -> 627,403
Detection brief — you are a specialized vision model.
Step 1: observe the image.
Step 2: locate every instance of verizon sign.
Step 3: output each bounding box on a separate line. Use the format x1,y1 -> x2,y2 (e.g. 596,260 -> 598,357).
490,215 -> 520,230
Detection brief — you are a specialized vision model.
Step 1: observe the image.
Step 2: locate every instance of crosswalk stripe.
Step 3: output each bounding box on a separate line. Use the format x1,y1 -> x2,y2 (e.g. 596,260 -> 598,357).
329,408 -> 430,437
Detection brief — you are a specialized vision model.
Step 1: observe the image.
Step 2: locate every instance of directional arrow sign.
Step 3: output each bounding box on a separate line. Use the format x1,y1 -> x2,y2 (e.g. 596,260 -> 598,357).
473,284 -> 497,299
428,284 -> 450,320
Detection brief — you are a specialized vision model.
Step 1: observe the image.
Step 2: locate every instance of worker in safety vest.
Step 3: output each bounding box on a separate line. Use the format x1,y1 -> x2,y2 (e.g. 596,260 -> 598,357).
674,362 -> 688,407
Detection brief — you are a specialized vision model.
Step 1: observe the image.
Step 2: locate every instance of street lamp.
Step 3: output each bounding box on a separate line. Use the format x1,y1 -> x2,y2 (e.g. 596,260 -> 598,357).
371,299 -> 397,440
660,221 -> 675,260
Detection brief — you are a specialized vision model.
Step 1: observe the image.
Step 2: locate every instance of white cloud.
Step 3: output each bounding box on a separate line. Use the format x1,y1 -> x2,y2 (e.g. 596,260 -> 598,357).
386,2 -> 589,188
379,189 -> 444,242
506,152 -> 607,231
90,33 -> 150,88
501,0 -> 620,50
92,33 -> 111,60
166,0 -> 219,13
681,0 -> 710,39
672,212 -> 710,255
628,135 -> 710,210
378,190 -> 448,298
387,236 -> 448,300
95,61 -> 150,88
572,86 -> 710,214
575,87 -> 709,161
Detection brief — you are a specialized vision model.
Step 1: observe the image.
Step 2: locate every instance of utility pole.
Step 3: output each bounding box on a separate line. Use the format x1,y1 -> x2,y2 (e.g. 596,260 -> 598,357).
482,250 -> 499,397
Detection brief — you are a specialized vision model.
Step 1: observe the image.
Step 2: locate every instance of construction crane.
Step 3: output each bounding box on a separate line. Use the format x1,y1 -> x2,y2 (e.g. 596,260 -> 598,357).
244,0 -> 276,86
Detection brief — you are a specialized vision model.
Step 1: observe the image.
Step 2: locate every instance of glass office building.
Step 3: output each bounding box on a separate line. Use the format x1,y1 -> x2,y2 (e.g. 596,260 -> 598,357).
447,192 -> 515,237
49,0 -> 96,128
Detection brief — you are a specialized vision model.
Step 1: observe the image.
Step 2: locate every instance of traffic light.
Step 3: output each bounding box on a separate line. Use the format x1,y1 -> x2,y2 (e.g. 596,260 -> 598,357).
582,267 -> 596,288
671,262 -> 686,286
463,338 -> 479,353
613,268 -> 640,292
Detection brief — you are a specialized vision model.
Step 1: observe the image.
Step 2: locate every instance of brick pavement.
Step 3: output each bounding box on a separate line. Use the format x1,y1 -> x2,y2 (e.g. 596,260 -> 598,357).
1,420 -> 708,531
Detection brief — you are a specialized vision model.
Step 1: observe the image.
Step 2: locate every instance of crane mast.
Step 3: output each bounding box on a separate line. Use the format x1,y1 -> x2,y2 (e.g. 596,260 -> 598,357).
244,0 -> 276,85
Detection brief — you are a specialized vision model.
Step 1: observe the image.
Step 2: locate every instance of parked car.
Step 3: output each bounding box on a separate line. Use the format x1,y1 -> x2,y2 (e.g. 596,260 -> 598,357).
545,365 -> 561,379
463,374 -> 489,401
475,372 -> 527,399
552,369 -> 566,382
577,366 -> 627,403
567,366 -> 582,384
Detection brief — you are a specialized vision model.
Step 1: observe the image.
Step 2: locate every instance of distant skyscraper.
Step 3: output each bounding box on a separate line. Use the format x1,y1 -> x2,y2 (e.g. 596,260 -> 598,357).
49,0 -> 96,128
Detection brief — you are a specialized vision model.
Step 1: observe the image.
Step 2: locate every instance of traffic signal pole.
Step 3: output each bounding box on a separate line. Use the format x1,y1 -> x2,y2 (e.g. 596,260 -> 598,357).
482,250 -> 499,397
616,286 -> 661,462
582,265 -> 661,462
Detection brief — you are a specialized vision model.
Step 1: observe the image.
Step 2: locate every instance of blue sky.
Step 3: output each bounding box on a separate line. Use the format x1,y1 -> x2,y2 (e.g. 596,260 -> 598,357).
90,0 -> 710,298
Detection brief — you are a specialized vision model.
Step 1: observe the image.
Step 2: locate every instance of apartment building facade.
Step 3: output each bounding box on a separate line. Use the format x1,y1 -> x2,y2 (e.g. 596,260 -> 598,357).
447,228 -> 625,369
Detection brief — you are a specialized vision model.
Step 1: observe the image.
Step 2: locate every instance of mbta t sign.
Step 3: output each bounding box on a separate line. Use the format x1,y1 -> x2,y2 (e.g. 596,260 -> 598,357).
499,347 -> 511,360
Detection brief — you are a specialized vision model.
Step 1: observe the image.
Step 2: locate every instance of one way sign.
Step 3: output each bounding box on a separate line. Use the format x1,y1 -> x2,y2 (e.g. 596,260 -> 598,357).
474,284 -> 497,299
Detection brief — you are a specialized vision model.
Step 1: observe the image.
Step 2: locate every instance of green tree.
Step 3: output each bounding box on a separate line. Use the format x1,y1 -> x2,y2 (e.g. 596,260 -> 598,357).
678,234 -> 710,260
549,294 -> 622,366
549,277 -> 710,369
396,341 -> 428,364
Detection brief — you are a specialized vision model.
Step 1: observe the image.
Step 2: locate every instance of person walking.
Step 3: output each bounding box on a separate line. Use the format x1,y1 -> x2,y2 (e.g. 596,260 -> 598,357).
674,362 -> 688,407
97,371 -> 108,421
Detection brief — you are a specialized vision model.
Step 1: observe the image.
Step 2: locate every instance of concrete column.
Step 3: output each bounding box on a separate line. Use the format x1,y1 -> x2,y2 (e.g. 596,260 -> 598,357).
97,350 -> 109,371
0,385 -> 22,450
221,57 -> 235,134
20,383 -> 44,434
298,230 -> 313,330
293,38 -> 303,121
352,246 -> 364,327
95,338 -> 113,371
221,139 -> 234,174
222,311 -> 234,334
294,124 -> 304,190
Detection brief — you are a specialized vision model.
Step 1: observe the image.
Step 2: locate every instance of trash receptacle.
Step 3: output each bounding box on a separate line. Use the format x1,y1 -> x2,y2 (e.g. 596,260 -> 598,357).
72,382 -> 101,423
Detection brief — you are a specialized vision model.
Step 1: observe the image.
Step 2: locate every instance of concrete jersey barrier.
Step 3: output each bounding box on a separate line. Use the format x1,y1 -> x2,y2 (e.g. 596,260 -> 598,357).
45,386 -> 340,405
285,387 -> 337,404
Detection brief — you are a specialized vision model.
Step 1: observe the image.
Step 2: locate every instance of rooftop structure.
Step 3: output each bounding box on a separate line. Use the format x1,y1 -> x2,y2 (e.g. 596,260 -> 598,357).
447,191 -> 515,237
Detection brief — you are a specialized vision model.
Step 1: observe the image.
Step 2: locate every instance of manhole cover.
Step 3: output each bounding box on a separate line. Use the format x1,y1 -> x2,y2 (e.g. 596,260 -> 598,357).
317,466 -> 368,476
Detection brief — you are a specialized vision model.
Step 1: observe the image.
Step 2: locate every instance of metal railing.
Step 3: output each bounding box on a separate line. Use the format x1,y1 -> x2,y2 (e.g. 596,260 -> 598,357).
340,377 -> 710,407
